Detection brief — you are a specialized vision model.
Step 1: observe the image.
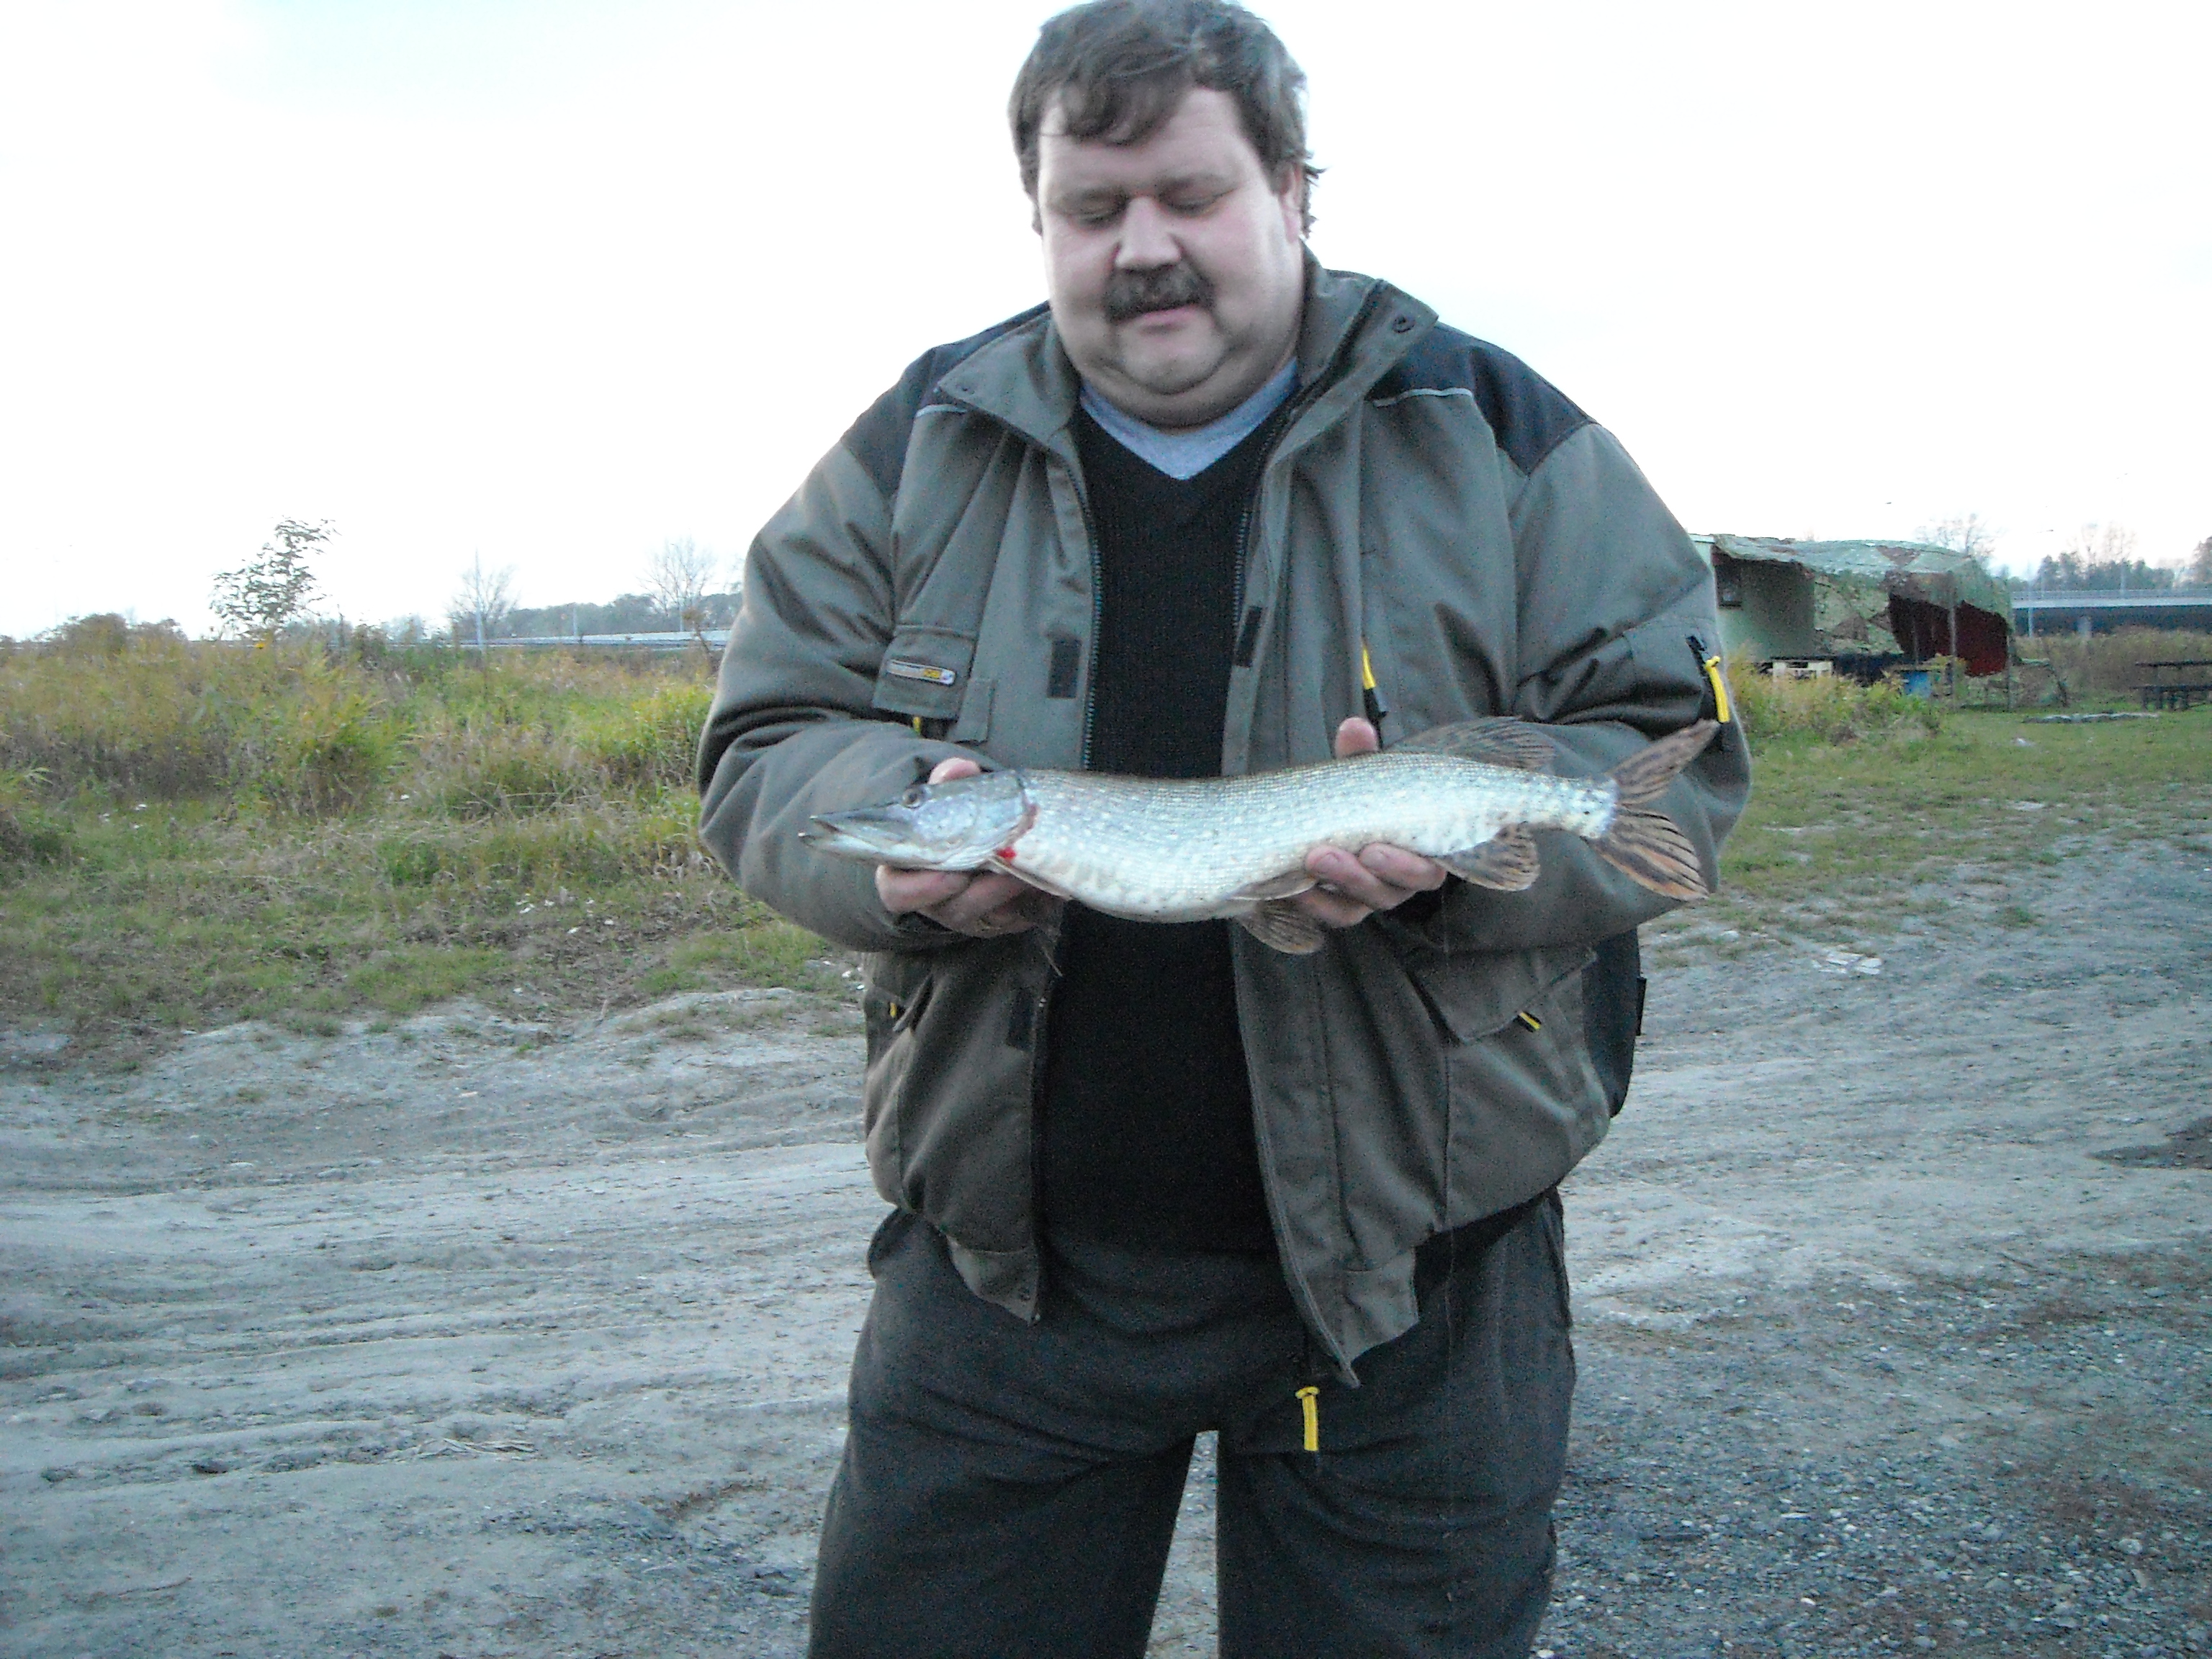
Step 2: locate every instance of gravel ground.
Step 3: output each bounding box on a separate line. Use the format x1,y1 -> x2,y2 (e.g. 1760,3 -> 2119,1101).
3,841 -> 2207,1656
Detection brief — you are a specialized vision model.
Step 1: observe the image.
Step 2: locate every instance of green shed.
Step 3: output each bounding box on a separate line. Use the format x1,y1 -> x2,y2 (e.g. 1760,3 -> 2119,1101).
1694,535 -> 2013,677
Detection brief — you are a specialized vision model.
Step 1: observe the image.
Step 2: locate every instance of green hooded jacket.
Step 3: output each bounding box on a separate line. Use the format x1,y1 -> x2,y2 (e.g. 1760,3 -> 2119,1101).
698,263 -> 1750,1377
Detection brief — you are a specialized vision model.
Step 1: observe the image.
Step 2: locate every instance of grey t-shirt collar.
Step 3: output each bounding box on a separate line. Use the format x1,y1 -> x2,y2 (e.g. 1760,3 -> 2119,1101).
1078,358 -> 1299,481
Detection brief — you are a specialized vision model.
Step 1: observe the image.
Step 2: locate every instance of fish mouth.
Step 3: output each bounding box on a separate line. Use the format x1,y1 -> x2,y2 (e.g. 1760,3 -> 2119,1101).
800,806 -> 918,860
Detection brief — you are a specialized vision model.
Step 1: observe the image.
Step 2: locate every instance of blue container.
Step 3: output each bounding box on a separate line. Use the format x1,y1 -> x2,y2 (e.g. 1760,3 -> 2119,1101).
1901,669 -> 1934,698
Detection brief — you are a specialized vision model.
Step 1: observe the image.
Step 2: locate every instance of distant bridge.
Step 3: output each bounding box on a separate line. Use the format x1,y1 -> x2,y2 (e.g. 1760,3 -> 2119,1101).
2012,590 -> 2212,637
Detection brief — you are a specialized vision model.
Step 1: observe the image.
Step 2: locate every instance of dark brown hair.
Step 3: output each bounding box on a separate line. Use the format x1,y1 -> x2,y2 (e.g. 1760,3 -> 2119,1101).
1010,0 -> 1318,232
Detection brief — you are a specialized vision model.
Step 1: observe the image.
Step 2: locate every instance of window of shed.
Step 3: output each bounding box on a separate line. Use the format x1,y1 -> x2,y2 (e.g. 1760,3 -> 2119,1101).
1713,557 -> 1744,608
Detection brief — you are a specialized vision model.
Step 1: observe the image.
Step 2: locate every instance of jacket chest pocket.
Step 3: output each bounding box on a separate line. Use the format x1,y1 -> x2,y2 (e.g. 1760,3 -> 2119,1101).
871,624 -> 992,741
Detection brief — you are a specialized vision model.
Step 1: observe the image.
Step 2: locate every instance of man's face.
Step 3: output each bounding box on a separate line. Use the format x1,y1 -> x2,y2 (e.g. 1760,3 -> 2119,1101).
1035,86 -> 1305,431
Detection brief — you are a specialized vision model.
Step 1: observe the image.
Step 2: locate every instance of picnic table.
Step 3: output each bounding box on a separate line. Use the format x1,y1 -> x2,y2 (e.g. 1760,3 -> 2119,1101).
2136,660 -> 2212,710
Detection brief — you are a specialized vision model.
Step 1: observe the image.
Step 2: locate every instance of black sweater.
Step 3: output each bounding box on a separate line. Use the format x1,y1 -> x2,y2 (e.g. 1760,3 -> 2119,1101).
1037,407 -> 1284,1254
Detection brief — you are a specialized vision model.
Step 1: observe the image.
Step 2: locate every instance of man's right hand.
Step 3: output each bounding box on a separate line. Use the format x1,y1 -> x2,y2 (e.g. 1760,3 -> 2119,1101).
876,757 -> 1057,938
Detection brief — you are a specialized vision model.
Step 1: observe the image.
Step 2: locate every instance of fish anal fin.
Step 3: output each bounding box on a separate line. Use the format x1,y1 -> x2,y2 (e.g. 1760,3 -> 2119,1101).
1235,899 -> 1327,955
1395,717 -> 1554,773
1231,868 -> 1317,902
1594,805 -> 1709,900
1439,825 -> 1542,891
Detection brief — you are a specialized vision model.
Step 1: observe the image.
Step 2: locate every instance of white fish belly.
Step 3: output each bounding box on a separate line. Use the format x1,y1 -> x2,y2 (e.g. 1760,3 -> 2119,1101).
1010,757 -> 1614,921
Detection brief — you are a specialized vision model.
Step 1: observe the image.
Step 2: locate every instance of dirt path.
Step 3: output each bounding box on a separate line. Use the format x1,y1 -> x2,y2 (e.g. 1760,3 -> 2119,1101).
4,845 -> 2208,1658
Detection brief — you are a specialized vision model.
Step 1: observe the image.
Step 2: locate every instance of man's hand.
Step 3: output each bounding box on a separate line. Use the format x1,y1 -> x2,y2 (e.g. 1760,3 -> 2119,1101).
876,757 -> 1058,939
1290,719 -> 1448,930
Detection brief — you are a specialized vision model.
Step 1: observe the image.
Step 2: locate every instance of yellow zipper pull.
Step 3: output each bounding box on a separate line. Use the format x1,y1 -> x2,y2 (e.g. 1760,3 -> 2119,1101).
1689,634 -> 1732,726
1296,1384 -> 1321,1453
1703,655 -> 1732,724
1515,1010 -> 1544,1033
1359,642 -> 1390,738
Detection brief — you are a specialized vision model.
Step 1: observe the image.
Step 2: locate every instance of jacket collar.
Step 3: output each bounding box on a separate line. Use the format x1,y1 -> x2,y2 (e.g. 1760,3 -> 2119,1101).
935,256 -> 1437,461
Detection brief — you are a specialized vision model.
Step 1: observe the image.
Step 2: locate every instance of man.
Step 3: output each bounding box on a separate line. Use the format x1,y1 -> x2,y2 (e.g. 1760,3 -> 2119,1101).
698,3 -> 1748,1653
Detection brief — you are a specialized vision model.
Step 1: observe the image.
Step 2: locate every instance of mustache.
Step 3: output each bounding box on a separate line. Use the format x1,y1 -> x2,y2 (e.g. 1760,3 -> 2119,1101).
1102,262 -> 1213,324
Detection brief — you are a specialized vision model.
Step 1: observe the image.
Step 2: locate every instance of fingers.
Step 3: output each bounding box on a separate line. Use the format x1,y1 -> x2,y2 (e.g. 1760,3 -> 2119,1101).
927,870 -> 1047,935
877,865 -> 971,917
928,755 -> 983,784
1333,717 -> 1380,760
1293,842 -> 1448,930
878,863 -> 1048,938
1354,843 -> 1448,894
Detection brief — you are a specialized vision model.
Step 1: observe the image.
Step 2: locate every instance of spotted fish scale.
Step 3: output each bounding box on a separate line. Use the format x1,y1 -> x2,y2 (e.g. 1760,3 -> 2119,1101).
801,717 -> 1719,955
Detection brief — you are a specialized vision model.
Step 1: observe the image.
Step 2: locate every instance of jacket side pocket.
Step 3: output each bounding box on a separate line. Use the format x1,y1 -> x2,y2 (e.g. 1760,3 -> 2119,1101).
1391,943 -> 1609,1228
860,954 -> 934,1205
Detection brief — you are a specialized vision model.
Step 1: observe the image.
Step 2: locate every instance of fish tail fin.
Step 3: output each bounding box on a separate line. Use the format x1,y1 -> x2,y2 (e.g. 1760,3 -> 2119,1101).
1604,720 -> 1719,809
1593,806 -> 1709,900
1592,723 -> 1719,899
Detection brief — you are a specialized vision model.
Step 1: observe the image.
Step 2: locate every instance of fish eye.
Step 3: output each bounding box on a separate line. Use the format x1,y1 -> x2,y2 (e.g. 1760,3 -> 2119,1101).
899,785 -> 927,809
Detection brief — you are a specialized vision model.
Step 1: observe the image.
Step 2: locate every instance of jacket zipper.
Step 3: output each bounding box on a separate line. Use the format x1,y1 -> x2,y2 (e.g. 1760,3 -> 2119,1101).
1074,470 -> 1105,770
938,287 -> 1401,1345
1224,287 -> 1391,1382
1228,295 -> 1381,626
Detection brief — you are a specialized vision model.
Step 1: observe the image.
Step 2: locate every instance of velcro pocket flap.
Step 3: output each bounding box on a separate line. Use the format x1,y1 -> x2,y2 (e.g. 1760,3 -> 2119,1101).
1396,941 -> 1595,1045
871,624 -> 976,722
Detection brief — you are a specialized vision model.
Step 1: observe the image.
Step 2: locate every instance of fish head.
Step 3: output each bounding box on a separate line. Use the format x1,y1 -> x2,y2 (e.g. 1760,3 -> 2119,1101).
801,769 -> 1033,870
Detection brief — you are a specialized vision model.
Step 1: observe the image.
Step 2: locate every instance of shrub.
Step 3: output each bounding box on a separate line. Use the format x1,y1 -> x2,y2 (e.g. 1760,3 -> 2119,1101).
0,629 -> 405,805
575,679 -> 714,791
0,765 -> 70,871
1723,658 -> 1944,745
408,718 -> 598,817
2028,627 -> 2212,701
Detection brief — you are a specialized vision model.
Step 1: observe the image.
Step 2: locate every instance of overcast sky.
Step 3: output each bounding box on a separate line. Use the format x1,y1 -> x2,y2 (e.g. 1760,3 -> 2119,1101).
1,0 -> 2206,638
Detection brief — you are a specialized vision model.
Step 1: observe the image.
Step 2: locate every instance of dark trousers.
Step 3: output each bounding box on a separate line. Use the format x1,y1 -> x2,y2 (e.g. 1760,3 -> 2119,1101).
806,1192 -> 1575,1659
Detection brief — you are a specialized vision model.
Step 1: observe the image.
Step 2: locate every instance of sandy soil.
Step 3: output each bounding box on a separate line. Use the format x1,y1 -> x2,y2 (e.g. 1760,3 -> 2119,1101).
4,842 -> 2208,1658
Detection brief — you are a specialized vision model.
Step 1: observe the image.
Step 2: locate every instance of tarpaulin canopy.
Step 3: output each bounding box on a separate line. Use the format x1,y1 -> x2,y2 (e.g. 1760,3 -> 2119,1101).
1698,535 -> 2013,675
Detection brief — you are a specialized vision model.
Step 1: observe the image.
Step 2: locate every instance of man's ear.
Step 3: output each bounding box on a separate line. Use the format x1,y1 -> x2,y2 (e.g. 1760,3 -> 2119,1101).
1273,165 -> 1305,240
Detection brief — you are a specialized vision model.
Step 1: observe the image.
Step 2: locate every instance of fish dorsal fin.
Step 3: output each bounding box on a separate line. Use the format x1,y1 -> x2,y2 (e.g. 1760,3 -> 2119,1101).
1395,718 -> 1553,772
1439,825 -> 1542,891
1235,899 -> 1327,955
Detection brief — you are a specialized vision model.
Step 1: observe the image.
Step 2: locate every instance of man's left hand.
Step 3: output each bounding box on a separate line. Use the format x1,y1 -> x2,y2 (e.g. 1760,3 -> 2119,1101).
1291,718 -> 1448,930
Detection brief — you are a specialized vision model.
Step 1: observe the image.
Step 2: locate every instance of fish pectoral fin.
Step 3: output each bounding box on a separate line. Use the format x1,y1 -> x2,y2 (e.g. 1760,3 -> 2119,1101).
998,860 -> 1076,900
1235,899 -> 1328,956
1438,825 -> 1542,891
1230,868 -> 1317,902
1395,717 -> 1555,772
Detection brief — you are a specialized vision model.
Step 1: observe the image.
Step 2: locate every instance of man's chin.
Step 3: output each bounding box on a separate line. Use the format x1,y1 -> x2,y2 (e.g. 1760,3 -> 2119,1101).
1101,334 -> 1231,406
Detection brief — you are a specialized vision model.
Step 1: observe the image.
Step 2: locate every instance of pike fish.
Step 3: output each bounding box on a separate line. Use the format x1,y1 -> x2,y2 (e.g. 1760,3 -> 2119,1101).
801,717 -> 1719,955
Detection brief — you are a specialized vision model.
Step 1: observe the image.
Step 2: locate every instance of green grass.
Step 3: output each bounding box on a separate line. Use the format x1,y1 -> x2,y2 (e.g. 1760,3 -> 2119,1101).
9,625 -> 2209,1044
0,634 -> 840,1045
0,798 -> 840,1041
1666,703 -> 2212,955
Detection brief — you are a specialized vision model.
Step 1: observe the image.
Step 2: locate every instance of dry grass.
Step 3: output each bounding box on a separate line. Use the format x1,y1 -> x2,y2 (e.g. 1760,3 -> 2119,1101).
2028,626 -> 2212,701
0,632 -> 818,1045
1647,701 -> 2212,967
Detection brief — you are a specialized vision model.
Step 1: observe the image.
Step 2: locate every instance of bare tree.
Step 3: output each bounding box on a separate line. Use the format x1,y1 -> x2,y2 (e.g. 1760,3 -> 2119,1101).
2189,536 -> 2212,590
450,555 -> 516,654
1914,513 -> 1997,567
647,536 -> 719,646
211,519 -> 331,642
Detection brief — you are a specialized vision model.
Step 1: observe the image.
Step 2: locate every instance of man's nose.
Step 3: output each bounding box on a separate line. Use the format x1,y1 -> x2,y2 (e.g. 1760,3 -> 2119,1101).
1114,196 -> 1180,270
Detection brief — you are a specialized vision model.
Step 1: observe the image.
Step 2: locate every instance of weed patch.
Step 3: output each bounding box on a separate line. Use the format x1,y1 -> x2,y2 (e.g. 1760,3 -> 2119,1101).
0,639 -> 841,1043
1675,706 -> 2212,952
